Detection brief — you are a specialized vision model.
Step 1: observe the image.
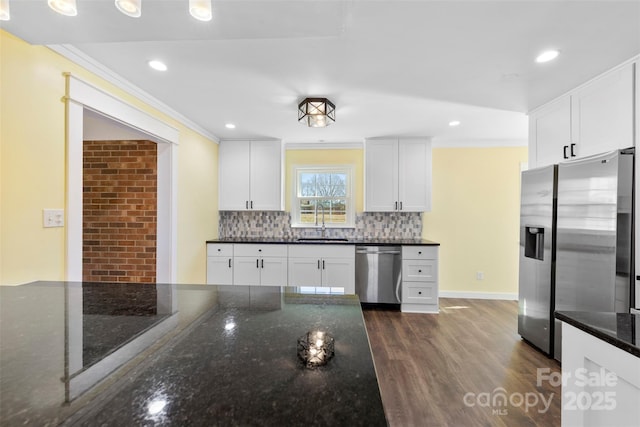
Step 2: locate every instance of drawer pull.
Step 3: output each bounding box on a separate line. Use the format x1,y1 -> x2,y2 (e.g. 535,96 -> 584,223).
418,291 -> 422,295
418,251 -> 422,254
218,248 -> 221,252
418,270 -> 422,273
258,249 -> 262,252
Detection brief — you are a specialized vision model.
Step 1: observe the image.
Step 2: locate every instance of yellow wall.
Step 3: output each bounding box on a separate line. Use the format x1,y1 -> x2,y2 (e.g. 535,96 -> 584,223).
423,147 -> 527,296
285,149 -> 364,212
0,31 -> 218,285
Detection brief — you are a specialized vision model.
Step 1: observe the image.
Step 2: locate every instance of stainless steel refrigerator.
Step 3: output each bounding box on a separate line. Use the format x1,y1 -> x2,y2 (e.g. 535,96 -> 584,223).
518,148 -> 634,360
518,164 -> 557,356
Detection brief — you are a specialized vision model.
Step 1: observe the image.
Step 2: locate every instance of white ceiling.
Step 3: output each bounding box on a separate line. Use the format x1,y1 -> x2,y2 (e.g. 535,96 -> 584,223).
4,1 -> 640,145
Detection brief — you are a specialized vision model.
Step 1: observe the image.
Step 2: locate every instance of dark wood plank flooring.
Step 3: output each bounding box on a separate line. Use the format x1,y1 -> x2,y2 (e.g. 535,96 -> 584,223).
363,298 -> 561,427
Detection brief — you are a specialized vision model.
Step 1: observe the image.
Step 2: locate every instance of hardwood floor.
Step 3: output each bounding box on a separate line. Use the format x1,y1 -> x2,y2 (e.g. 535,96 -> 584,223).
363,298 -> 561,427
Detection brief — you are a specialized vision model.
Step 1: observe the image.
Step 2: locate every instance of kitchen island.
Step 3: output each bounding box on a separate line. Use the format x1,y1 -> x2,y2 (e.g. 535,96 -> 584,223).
555,311 -> 640,427
0,281 -> 387,426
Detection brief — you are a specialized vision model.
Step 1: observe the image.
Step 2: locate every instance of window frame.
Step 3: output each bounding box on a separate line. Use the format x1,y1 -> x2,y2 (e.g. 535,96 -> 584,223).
291,165 -> 355,228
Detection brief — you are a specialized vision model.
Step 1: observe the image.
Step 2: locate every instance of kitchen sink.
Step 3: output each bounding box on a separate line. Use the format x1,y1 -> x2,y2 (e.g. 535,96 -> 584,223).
295,237 -> 350,242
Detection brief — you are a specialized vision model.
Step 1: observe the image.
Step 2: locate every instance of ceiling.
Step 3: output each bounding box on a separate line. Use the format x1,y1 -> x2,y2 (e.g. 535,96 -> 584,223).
4,1 -> 640,145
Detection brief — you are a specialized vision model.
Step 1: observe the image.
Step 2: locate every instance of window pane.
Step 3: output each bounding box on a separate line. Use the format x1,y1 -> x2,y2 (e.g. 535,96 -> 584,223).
330,173 -> 346,186
299,200 -> 316,224
300,173 -> 316,197
329,199 -> 346,223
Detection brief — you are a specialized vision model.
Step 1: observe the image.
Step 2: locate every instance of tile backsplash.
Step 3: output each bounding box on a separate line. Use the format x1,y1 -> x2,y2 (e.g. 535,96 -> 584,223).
219,211 -> 422,239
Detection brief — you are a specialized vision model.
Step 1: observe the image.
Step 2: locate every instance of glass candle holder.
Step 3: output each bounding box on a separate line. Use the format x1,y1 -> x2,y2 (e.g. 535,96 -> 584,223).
297,330 -> 334,368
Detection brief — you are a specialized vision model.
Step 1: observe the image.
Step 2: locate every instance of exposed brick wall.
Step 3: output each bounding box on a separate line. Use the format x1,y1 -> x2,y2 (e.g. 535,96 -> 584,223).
83,140 -> 157,283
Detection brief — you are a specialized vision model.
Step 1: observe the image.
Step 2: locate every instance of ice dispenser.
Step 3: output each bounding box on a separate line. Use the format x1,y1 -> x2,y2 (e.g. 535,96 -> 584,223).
524,227 -> 544,260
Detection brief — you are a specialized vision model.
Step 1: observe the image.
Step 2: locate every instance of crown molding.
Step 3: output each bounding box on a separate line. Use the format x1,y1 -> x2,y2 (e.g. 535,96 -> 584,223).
285,141 -> 364,150
431,138 -> 527,148
47,44 -> 219,144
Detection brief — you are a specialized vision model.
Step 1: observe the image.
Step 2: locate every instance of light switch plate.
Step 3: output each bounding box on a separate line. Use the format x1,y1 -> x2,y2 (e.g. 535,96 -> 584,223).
43,209 -> 64,228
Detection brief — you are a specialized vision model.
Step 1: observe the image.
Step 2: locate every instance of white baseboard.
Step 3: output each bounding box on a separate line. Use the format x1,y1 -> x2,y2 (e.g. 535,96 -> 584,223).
439,291 -> 517,301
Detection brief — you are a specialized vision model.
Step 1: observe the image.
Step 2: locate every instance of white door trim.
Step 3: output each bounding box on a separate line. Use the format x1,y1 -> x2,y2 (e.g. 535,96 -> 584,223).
65,74 -> 178,283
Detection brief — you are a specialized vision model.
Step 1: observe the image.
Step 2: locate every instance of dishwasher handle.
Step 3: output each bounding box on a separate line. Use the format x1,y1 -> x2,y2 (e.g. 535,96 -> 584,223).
355,247 -> 401,255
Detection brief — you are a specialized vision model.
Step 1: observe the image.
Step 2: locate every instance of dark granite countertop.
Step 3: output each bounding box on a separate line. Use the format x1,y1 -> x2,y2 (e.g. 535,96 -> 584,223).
555,311 -> 640,358
207,237 -> 439,246
0,281 -> 387,426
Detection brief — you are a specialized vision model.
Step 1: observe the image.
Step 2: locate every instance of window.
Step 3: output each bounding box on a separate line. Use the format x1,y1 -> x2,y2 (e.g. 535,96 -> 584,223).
292,166 -> 354,228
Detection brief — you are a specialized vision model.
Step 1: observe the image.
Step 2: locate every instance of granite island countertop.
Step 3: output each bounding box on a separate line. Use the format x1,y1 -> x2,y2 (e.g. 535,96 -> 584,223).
207,237 -> 440,246
555,311 -> 640,358
0,281 -> 387,426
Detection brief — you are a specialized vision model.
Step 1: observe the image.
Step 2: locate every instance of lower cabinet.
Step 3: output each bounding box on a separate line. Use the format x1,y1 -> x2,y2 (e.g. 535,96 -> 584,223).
287,245 -> 355,294
233,244 -> 288,286
204,242 -> 362,295
206,244 -> 234,285
401,245 -> 439,313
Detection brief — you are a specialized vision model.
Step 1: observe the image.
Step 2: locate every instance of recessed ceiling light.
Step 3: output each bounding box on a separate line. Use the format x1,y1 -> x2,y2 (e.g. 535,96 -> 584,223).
225,123 -> 236,129
148,60 -> 167,71
449,120 -> 461,127
48,0 -> 78,16
115,0 -> 141,18
535,50 -> 559,63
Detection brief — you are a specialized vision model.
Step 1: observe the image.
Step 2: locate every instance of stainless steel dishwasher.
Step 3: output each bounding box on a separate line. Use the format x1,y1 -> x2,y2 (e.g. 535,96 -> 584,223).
355,246 -> 402,305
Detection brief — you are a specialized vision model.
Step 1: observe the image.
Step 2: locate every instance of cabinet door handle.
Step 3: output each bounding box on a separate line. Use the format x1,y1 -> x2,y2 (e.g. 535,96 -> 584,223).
256,259 -> 259,268
570,143 -> 576,157
250,200 -> 254,209
395,201 -> 398,210
228,259 -> 232,268
563,145 -> 569,159
246,201 -> 249,209
322,260 -> 325,270
261,259 -> 264,269
400,201 -> 403,210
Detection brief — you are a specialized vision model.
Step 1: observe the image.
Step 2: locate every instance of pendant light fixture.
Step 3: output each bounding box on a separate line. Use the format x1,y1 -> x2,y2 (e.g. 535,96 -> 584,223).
189,0 -> 212,21
298,98 -> 335,128
115,0 -> 142,18
0,0 -> 10,21
48,0 -> 77,16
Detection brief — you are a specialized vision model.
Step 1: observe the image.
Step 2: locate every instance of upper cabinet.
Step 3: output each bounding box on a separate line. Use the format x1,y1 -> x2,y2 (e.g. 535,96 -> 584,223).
572,63 -> 634,158
530,61 -> 636,168
365,138 -> 432,212
219,140 -> 283,211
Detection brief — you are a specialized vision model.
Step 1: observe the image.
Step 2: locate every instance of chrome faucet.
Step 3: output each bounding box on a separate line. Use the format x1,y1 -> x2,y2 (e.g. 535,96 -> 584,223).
317,203 -> 326,237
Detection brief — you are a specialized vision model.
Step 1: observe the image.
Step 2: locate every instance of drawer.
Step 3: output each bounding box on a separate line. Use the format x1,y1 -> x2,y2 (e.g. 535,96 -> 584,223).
207,244 -> 233,257
234,244 -> 288,258
402,260 -> 437,282
402,246 -> 437,260
402,282 -> 438,305
288,244 -> 354,259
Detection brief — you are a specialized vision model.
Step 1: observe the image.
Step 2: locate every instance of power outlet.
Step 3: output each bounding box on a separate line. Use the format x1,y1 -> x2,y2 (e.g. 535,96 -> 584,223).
476,271 -> 484,281
43,209 -> 64,228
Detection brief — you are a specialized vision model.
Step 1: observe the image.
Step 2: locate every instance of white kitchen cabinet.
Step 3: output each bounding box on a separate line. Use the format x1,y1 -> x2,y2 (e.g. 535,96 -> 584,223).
206,244 -> 234,285
401,245 -> 439,313
365,138 -> 431,212
571,62 -> 634,158
529,96 -> 572,167
233,244 -> 288,286
529,61 -> 636,168
287,245 -> 355,293
218,140 -> 283,211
